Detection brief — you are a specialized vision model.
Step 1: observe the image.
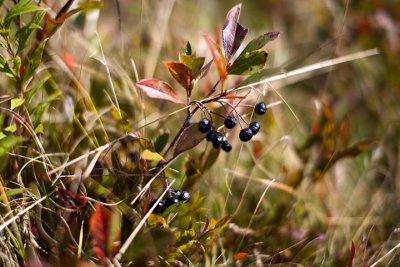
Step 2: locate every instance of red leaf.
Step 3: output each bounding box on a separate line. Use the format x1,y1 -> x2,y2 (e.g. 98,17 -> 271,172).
222,4 -> 242,61
89,203 -> 121,263
90,203 -> 111,261
162,61 -> 191,90
347,241 -> 356,267
202,33 -> 227,89
136,79 -> 183,104
234,252 -> 248,260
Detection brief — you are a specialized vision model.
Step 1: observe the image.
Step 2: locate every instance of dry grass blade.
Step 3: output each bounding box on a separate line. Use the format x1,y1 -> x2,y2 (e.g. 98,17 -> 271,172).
0,193 -> 52,233
115,179 -> 175,261
229,48 -> 379,92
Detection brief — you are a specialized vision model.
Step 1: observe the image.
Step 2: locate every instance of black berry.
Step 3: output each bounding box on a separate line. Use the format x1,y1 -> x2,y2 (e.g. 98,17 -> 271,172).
179,191 -> 191,202
255,102 -> 267,115
239,128 -> 253,142
224,116 -> 237,129
249,121 -> 260,135
165,196 -> 180,207
198,119 -> 212,133
151,200 -> 166,214
221,141 -> 232,152
211,132 -> 224,148
206,130 -> 217,141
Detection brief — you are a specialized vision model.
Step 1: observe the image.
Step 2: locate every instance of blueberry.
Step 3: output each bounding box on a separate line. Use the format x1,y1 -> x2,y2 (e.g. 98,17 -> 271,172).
255,102 -> 267,115
198,119 -> 212,133
165,196 -> 180,207
221,141 -> 232,152
179,191 -> 191,202
239,128 -> 253,142
151,200 -> 166,214
224,116 -> 237,129
211,132 -> 224,148
206,130 -> 217,141
249,121 -> 260,135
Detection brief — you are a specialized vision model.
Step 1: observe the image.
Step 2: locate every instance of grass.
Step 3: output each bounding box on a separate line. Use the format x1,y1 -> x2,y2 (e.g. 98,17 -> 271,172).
0,0 -> 399,266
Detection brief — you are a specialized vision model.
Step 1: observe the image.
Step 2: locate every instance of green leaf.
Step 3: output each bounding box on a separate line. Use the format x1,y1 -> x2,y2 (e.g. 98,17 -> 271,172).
16,10 -> 46,55
228,50 -> 268,75
0,132 -> 6,140
0,54 -> 16,78
0,135 -> 21,158
34,123 -> 44,134
26,74 -> 51,103
11,98 -> 24,109
31,102 -> 48,128
23,38 -> 48,83
0,188 -> 25,201
179,41 -> 192,60
4,124 -> 17,133
241,31 -> 280,54
154,133 -> 169,153
4,0 -> 46,28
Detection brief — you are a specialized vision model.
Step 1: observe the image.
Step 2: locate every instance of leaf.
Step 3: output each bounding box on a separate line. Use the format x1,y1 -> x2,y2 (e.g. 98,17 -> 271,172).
34,123 -> 44,134
141,149 -> 164,163
154,133 -> 169,153
202,33 -> 227,88
147,214 -> 166,226
4,0 -> 46,28
192,60 -> 212,86
162,61 -> 191,90
11,98 -> 24,110
0,135 -> 21,158
241,31 -> 280,54
173,123 -> 208,157
190,57 -> 206,79
23,39 -> 48,83
16,10 -> 46,55
0,188 -> 25,201
234,252 -> 248,261
231,23 -> 248,60
222,3 -> 242,61
4,124 -> 17,133
136,79 -> 183,104
228,50 -> 268,75
89,203 -> 121,263
347,241 -> 356,267
180,55 -> 205,80
179,41 -> 192,60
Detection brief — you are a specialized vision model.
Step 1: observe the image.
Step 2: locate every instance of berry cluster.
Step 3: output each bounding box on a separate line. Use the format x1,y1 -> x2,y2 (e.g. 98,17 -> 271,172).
198,101 -> 268,152
151,189 -> 190,214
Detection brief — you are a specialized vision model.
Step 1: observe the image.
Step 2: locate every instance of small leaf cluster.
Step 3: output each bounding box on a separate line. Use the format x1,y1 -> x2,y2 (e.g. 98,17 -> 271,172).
135,3 -> 279,159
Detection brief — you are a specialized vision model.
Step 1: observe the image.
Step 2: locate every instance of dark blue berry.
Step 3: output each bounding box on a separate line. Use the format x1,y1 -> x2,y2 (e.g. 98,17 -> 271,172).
221,141 -> 232,152
165,196 -> 180,207
255,102 -> 267,115
239,128 -> 253,142
198,119 -> 212,133
151,200 -> 166,214
224,116 -> 237,129
206,130 -> 217,141
212,132 -> 224,148
179,191 -> 191,202
249,121 -> 260,135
